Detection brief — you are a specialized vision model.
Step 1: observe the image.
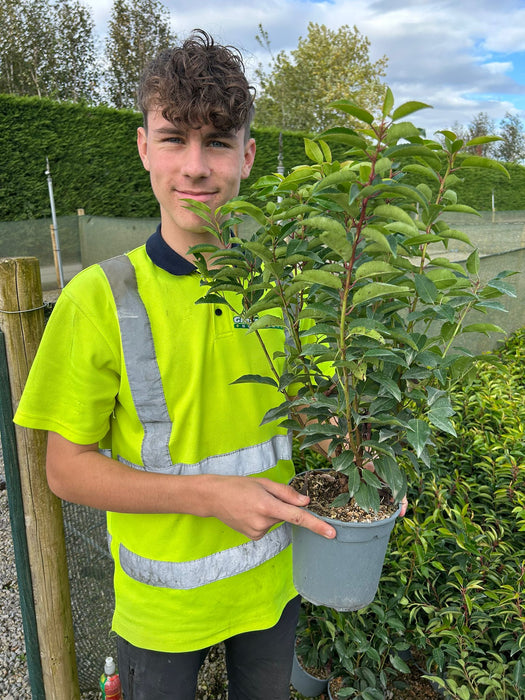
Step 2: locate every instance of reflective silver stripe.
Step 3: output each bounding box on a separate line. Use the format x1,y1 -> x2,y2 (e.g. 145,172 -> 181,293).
100,256 -> 172,469
116,433 -> 292,476
119,523 -> 291,590
101,254 -> 292,590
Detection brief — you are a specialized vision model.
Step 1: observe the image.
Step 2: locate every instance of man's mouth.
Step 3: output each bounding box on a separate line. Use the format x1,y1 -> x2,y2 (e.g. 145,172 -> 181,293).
177,190 -> 216,202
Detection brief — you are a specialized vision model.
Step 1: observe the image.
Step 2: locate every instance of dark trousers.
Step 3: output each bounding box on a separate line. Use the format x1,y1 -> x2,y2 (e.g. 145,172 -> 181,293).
116,595 -> 301,700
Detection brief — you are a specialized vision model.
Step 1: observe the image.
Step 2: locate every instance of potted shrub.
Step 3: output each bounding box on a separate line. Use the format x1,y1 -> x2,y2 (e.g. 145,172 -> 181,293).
188,89 -> 515,609
291,601 -> 335,697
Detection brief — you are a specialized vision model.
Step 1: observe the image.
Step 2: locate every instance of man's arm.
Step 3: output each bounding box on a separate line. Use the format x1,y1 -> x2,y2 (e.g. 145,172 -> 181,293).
46,431 -> 336,541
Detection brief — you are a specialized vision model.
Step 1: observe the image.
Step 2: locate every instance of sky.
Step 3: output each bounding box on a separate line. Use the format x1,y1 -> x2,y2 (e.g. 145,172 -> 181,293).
87,0 -> 525,136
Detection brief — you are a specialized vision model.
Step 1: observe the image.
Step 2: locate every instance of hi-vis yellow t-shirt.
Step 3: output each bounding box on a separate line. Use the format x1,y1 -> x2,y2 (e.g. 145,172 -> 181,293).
15,234 -> 297,652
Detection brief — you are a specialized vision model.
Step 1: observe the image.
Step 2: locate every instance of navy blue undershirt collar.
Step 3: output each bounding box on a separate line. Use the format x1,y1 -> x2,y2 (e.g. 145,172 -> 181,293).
145,225 -> 197,276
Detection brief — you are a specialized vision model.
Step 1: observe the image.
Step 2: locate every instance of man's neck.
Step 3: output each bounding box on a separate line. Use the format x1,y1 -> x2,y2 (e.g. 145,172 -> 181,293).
159,222 -> 226,264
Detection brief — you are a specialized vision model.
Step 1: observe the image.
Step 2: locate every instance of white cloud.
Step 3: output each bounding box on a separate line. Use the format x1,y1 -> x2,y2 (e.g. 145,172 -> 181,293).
85,0 -> 525,131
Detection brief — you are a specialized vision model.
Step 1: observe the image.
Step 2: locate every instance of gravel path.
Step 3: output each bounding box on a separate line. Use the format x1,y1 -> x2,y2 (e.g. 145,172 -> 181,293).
0,444 -> 32,700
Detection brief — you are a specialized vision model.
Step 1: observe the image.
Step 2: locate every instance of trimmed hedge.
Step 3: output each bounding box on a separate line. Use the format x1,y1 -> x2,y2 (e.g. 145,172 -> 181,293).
0,94 -> 317,221
2,94 -> 525,222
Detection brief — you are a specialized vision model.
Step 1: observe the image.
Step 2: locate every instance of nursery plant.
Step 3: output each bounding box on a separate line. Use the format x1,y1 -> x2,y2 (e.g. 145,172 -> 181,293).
188,88 -> 515,518
294,601 -> 337,678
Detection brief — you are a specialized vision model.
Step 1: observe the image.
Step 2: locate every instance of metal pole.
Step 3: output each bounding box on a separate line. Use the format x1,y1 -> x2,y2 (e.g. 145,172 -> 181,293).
45,158 -> 65,289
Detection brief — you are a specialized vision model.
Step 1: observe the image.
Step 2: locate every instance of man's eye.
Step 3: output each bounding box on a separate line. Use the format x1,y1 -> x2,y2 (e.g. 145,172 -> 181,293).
210,140 -> 229,148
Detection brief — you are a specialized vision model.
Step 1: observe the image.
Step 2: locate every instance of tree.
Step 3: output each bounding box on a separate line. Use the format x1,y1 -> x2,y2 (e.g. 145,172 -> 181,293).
254,23 -> 387,133
466,112 -> 496,156
104,0 -> 176,110
496,111 -> 525,163
0,0 -> 53,98
0,0 -> 99,102
52,0 -> 100,102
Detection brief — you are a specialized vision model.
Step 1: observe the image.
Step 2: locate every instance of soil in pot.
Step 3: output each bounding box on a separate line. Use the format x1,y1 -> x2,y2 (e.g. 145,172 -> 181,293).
290,470 -> 398,523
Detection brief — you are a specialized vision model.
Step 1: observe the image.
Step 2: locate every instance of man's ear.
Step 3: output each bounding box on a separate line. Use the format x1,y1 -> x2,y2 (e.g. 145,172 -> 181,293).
137,127 -> 150,171
241,138 -> 256,180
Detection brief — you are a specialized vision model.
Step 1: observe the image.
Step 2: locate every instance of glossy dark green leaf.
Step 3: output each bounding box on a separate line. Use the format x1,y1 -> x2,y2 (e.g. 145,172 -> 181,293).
230,374 -> 278,387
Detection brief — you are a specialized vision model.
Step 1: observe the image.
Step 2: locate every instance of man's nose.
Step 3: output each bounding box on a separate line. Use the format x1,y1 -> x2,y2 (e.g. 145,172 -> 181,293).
181,142 -> 211,178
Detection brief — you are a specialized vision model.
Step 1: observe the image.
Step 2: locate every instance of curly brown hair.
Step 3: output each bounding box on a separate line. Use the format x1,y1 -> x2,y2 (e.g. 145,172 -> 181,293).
137,29 -> 255,138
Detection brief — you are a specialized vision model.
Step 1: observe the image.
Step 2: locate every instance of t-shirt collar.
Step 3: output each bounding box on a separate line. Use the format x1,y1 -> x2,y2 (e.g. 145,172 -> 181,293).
145,225 -> 197,276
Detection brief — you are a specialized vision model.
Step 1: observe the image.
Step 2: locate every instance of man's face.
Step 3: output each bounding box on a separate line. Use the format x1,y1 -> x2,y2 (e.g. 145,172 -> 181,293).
137,109 -> 256,249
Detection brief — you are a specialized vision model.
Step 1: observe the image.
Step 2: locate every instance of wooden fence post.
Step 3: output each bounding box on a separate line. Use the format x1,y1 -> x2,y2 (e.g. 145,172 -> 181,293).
0,257 -> 80,699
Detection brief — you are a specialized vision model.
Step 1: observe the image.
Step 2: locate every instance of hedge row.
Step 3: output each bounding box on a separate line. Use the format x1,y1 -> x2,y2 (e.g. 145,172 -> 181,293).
2,93 -> 525,222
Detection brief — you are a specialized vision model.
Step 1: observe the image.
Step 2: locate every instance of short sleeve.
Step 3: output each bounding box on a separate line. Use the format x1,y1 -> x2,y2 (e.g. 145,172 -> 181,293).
14,266 -> 122,445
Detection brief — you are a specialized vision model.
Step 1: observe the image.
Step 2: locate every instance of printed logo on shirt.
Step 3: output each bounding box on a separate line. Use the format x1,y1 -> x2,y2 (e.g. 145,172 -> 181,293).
233,315 -> 283,330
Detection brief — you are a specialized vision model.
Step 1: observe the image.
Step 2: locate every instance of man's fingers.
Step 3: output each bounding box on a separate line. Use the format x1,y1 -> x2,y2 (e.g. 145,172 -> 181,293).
281,502 -> 336,539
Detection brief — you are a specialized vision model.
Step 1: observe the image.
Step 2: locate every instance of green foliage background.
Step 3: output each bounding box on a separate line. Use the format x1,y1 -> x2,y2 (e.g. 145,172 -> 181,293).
2,94 -> 525,222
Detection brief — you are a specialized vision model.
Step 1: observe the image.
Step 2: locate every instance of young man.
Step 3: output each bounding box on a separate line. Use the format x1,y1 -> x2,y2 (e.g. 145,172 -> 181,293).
14,30 -> 336,699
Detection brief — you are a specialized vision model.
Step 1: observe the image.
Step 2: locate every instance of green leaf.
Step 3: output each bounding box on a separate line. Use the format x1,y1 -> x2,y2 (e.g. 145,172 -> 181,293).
406,419 -> 431,457
460,155 -> 510,178
331,492 -> 350,508
246,315 -> 284,332
312,168 -> 358,193
347,467 -> 361,496
373,204 -> 417,229
361,226 -> 396,254
294,269 -> 342,290
438,228 -> 474,246
390,654 -> 411,673
230,374 -> 278,387
219,200 -> 267,226
461,323 -> 505,335
318,127 -> 368,151
243,241 -> 273,263
354,261 -> 400,280
319,230 -> 354,262
361,468 -> 383,489
370,373 -> 402,401
384,122 -> 423,144
353,282 -> 411,305
261,403 -> 290,426
384,143 -> 441,167
427,405 -> 457,436
465,135 -> 502,146
382,86 -> 395,117
487,278 -> 517,297
442,204 -> 480,216
403,163 -> 441,183
277,167 -> 316,190
391,100 -> 432,121
404,234 -> 443,246
303,215 -> 348,237
304,138 -> 325,164
355,481 -> 381,513
329,99 -> 374,124
414,273 -> 438,303
466,249 -> 480,275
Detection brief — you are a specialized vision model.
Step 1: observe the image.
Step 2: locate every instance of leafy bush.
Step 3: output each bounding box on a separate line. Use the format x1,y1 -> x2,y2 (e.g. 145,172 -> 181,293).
297,329 -> 525,698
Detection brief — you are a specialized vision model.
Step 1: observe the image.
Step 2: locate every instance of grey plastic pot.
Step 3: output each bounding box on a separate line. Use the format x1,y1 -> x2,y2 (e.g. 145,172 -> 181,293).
290,649 -> 328,698
291,473 -> 401,611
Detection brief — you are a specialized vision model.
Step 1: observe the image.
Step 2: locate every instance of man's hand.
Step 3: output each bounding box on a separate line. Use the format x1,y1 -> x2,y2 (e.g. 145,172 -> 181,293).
205,476 -> 337,541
